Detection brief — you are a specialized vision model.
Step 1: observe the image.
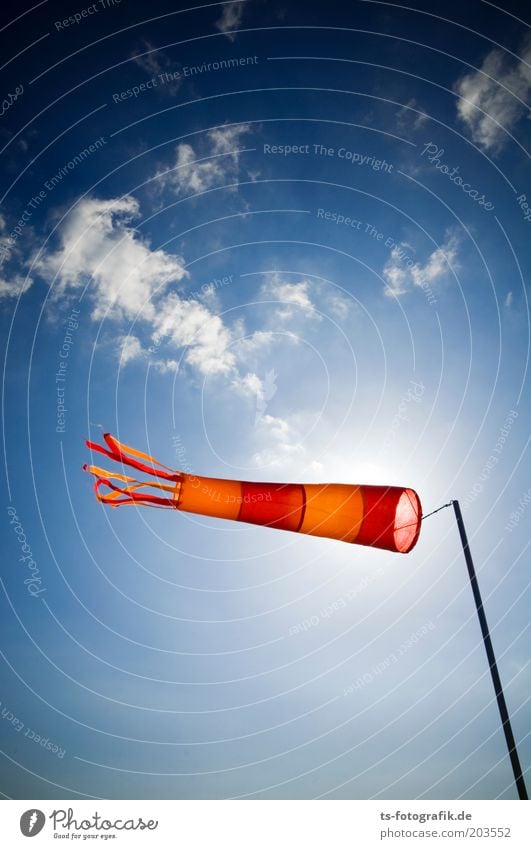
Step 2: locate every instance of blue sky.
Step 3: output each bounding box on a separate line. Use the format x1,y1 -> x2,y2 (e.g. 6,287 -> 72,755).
1,0 -> 530,800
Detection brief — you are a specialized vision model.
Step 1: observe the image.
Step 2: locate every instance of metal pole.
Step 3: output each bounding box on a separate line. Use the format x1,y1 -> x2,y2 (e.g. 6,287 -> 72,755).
452,500 -> 528,800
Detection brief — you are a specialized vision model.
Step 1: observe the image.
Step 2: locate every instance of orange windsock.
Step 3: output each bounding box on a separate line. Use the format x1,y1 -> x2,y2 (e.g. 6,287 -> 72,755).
84,434 -> 422,553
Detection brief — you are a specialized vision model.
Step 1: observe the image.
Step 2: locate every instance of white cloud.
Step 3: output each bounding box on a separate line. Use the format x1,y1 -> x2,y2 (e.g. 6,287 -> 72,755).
260,275 -> 351,323
232,368 -> 278,424
412,238 -> 458,286
35,196 -> 240,377
32,196 -> 322,467
505,291 -> 513,308
0,274 -> 32,299
259,413 -> 290,441
233,331 -> 277,357
383,234 -> 459,299
327,293 -> 352,321
119,335 -> 144,365
232,371 -> 264,397
383,252 -> 409,297
215,1 -> 244,41
35,196 -> 188,321
166,144 -> 225,195
153,358 -> 179,374
118,334 -> 182,373
454,36 -> 531,152
0,211 -> 35,296
276,282 -> 315,315
0,237 -> 13,265
253,413 -> 305,468
306,460 -> 324,475
209,124 -> 249,158
157,124 -> 252,196
152,293 -> 235,375
252,414 -> 305,468
229,362 -> 308,469
262,276 -> 318,321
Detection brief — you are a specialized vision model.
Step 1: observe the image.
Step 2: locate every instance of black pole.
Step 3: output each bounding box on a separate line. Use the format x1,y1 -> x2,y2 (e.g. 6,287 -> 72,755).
452,500 -> 528,800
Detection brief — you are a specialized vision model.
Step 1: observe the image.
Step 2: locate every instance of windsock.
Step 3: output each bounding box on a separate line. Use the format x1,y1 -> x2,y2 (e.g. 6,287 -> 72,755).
84,434 -> 422,553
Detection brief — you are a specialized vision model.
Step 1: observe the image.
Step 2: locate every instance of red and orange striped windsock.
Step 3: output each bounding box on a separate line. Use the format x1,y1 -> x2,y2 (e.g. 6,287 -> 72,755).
84,434 -> 422,553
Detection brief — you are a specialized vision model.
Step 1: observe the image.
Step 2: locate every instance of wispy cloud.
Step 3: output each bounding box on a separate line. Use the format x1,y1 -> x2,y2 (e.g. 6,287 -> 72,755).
215,1 -> 245,41
119,334 -> 144,365
130,40 -> 181,94
454,35 -> 531,152
0,273 -> 32,299
261,275 -> 318,322
28,194 -> 330,466
252,413 -> 305,468
153,358 -> 179,374
35,196 -> 187,321
233,330 -> 276,356
232,368 -> 278,424
156,124 -> 253,195
32,196 -> 319,386
383,233 -> 459,299
395,98 -> 429,134
260,274 -> 351,323
327,293 -> 352,321
231,370 -> 264,398
0,215 -> 33,298
34,196 -> 239,377
152,293 -> 235,375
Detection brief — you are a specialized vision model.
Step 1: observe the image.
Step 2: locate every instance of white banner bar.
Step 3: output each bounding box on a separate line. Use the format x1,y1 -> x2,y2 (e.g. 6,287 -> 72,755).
1,799 -> 529,847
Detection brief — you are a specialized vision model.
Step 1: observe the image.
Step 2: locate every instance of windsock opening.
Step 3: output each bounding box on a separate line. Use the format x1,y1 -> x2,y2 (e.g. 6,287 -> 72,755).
354,485 -> 422,553
394,488 -> 422,553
